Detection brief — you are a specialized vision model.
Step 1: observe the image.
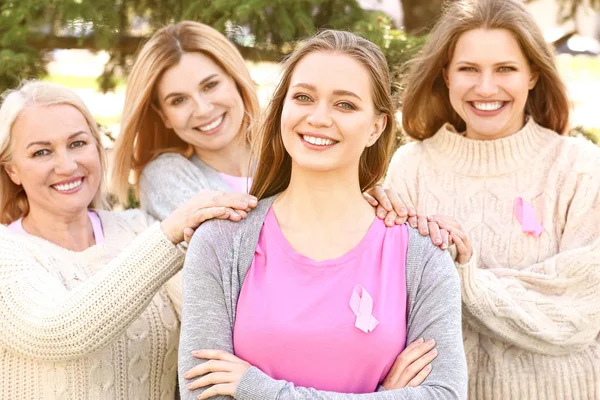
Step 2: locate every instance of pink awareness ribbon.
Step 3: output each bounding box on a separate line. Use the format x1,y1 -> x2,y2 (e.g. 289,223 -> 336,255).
514,197 -> 544,237
349,285 -> 379,333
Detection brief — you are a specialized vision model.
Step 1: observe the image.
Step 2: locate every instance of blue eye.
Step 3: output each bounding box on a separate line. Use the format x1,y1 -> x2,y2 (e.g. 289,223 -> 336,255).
33,149 -> 50,157
70,140 -> 86,148
337,102 -> 356,110
294,94 -> 312,102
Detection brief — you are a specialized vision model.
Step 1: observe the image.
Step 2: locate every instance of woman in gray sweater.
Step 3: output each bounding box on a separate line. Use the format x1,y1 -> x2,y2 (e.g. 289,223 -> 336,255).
178,30 -> 467,400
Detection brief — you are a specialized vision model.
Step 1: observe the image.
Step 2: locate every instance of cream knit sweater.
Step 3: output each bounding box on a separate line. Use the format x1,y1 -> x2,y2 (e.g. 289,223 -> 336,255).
385,118 -> 600,400
0,209 -> 184,399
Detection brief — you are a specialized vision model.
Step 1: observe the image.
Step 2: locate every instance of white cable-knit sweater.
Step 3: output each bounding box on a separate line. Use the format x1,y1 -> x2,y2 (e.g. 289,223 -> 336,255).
0,209 -> 184,399
385,118 -> 600,400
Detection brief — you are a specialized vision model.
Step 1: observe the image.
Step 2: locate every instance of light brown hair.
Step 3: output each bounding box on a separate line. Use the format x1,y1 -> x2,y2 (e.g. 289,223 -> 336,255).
111,21 -> 260,204
0,81 -> 107,224
401,0 -> 570,139
250,30 -> 395,200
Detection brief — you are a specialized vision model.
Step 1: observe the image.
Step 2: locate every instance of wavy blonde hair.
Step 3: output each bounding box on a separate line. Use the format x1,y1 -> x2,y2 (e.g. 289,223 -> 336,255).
250,30 -> 395,200
401,0 -> 570,140
111,21 -> 260,204
0,81 -> 107,224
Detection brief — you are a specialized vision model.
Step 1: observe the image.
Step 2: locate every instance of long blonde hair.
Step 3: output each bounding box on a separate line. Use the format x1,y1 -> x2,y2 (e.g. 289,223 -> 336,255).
0,81 -> 107,224
401,0 -> 570,140
111,21 -> 260,204
250,30 -> 395,200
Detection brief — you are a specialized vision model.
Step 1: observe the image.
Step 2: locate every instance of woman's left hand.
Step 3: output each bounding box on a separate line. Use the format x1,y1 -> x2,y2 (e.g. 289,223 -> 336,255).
183,349 -> 251,399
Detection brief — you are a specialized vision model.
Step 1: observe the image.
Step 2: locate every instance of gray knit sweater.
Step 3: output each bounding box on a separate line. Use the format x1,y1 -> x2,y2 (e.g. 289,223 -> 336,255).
179,196 -> 468,400
140,153 -> 232,221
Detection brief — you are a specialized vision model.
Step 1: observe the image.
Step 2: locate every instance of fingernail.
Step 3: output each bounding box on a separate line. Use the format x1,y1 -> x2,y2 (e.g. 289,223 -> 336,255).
435,238 -> 442,244
441,243 -> 448,250
184,372 -> 191,379
378,211 -> 386,218
249,197 -> 258,205
432,348 -> 439,355
409,208 -> 416,214
427,339 -> 435,345
426,365 -> 432,371
417,337 -> 424,343
240,202 -> 249,209
186,383 -> 192,389
399,208 -> 407,215
385,201 -> 392,209
192,350 -> 200,356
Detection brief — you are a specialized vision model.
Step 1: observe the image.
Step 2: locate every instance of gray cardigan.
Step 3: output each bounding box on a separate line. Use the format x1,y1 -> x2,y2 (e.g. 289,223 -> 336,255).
179,196 -> 468,400
140,153 -> 233,221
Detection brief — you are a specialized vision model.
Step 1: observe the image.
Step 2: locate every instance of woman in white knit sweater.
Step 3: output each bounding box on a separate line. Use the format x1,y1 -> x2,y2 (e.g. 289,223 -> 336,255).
385,0 -> 600,398
0,81 -> 257,399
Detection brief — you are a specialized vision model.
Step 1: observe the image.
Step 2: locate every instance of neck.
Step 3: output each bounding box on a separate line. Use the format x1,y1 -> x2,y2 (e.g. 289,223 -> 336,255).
194,136 -> 251,177
273,164 -> 373,230
22,207 -> 94,252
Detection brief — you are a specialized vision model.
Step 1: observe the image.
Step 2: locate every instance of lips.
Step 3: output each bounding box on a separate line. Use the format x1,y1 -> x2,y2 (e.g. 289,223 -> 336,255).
52,177 -> 84,192
470,101 -> 505,111
195,114 -> 225,132
302,134 -> 336,146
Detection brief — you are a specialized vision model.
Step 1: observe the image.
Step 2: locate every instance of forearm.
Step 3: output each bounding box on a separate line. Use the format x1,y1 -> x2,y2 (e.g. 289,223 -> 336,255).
234,368 -> 460,400
458,245 -> 600,354
0,223 -> 183,360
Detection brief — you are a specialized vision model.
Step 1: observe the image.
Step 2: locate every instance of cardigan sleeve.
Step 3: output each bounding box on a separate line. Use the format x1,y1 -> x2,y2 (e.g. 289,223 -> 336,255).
179,219 -> 466,400
0,222 -> 183,361
457,159 -> 600,355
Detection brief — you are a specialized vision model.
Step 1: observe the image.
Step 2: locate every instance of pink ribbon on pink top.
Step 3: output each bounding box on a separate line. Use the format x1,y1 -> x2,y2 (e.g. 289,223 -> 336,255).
349,285 -> 379,333
514,197 -> 544,237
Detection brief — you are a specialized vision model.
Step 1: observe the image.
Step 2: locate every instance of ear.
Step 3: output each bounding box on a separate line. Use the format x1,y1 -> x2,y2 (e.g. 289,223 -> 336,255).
3,162 -> 21,186
151,103 -> 173,130
443,68 -> 450,88
366,114 -> 387,148
528,70 -> 539,90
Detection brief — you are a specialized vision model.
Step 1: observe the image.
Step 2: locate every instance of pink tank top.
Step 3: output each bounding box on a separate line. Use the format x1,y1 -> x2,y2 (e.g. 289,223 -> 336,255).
233,207 -> 409,393
218,172 -> 252,193
7,210 -> 105,245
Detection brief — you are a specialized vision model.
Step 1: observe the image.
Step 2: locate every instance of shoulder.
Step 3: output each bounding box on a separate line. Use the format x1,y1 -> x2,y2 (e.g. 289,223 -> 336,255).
187,196 -> 275,262
96,208 -> 152,236
386,142 -> 426,184
389,141 -> 426,165
142,153 -> 198,179
555,135 -> 600,175
405,225 -> 458,284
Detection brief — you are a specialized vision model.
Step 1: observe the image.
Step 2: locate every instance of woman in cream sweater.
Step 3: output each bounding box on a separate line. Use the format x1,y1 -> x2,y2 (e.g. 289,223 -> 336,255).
0,81 -> 256,399
385,0 -> 600,398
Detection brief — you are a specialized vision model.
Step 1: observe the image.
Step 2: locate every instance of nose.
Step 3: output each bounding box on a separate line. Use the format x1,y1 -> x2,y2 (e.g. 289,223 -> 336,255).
192,93 -> 214,118
474,70 -> 498,97
54,150 -> 78,175
306,102 -> 332,128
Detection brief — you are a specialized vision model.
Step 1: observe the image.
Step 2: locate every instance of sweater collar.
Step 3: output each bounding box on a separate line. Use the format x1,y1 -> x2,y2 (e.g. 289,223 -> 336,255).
424,118 -> 561,177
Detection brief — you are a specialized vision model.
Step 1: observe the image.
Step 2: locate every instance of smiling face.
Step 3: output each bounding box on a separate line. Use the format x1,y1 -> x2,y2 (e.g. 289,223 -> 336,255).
280,51 -> 386,177
4,104 -> 102,218
155,52 -> 246,156
444,28 -> 538,140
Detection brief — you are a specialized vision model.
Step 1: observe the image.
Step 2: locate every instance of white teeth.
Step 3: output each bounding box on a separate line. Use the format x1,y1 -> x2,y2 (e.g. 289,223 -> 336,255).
53,179 -> 82,192
198,115 -> 224,132
472,101 -> 504,111
302,135 -> 335,146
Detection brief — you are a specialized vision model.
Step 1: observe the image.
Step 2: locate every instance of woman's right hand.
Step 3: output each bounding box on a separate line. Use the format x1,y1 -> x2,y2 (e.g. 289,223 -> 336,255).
160,190 -> 258,244
381,338 -> 438,389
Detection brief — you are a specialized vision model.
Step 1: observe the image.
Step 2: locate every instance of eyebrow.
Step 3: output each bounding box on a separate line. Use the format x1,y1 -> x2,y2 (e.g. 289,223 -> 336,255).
455,61 -> 520,66
26,131 -> 89,149
292,82 -> 363,101
163,73 -> 219,102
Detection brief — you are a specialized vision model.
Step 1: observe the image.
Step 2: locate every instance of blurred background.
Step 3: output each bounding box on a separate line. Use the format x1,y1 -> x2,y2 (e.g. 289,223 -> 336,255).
1,0 -> 599,144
